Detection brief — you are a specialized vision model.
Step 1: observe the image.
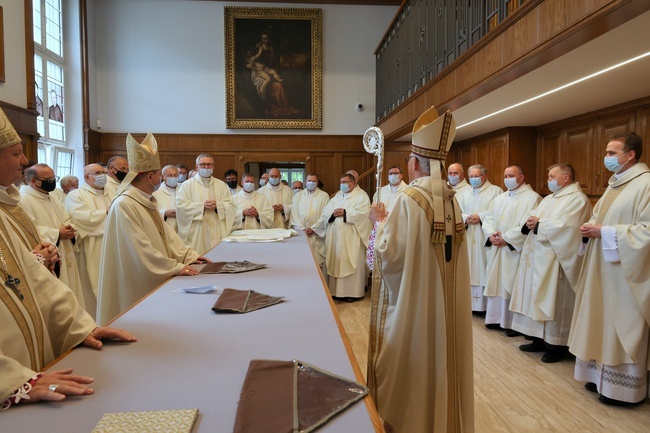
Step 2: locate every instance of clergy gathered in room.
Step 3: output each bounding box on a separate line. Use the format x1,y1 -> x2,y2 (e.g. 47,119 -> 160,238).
2,101 -> 649,430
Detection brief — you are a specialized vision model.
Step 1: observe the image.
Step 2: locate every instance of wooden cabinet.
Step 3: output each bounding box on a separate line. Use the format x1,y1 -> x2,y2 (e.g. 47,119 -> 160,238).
449,127 -> 537,189
538,109 -> 637,196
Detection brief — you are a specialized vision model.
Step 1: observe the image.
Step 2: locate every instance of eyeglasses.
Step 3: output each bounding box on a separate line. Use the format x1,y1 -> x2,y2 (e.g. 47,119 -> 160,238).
405,155 -> 416,164
35,176 -> 59,183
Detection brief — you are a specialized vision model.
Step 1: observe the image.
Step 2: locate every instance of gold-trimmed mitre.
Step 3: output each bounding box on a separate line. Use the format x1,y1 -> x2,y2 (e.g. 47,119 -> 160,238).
126,132 -> 160,173
0,108 -> 22,149
411,106 -> 456,160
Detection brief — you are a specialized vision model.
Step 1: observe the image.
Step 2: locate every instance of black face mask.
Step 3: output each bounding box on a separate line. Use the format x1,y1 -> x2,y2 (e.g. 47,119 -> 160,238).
38,179 -> 57,192
226,180 -> 238,189
114,168 -> 128,182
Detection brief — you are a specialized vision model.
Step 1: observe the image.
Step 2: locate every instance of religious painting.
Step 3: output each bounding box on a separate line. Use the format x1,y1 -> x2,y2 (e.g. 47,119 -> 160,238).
225,7 -> 322,129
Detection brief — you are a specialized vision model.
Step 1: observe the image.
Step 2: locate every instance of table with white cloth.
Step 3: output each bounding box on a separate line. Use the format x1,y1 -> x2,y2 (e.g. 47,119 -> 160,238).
1,232 -> 380,432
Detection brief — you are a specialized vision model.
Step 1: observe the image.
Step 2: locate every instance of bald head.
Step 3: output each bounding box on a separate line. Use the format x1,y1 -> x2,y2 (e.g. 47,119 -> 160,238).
346,170 -> 359,182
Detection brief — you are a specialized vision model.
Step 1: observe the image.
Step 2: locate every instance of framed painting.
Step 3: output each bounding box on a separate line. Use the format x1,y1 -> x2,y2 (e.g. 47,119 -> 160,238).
225,7 -> 322,129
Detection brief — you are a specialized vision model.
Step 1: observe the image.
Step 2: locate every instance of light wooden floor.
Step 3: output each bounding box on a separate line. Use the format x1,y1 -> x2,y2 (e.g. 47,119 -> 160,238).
334,297 -> 650,433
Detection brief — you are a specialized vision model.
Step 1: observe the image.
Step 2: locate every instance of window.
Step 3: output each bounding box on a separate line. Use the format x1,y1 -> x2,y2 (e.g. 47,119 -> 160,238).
34,0 -> 71,174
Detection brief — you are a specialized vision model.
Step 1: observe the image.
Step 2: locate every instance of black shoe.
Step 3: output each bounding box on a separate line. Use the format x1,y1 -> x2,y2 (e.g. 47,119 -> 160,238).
584,382 -> 598,393
343,297 -> 362,303
598,394 -> 645,407
519,340 -> 545,352
505,330 -> 522,337
541,350 -> 565,363
485,323 -> 501,330
524,335 -> 535,341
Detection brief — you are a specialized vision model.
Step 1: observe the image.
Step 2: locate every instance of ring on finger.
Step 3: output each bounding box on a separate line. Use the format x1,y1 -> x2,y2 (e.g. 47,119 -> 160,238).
48,384 -> 60,393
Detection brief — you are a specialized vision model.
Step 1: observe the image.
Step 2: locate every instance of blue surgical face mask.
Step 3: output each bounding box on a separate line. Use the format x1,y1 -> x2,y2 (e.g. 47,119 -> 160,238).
306,181 -> 317,191
448,175 -> 460,186
178,174 -> 187,183
243,182 -> 255,192
92,173 -> 107,188
259,179 -> 267,187
388,174 -> 400,185
340,183 -> 350,193
469,177 -> 482,188
165,177 -> 179,188
604,152 -> 629,173
199,168 -> 213,178
547,179 -> 562,193
504,177 -> 519,191
269,177 -> 281,186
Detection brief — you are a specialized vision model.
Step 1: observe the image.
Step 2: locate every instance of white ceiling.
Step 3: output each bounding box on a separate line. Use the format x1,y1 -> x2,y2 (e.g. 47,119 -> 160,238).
397,11 -> 650,142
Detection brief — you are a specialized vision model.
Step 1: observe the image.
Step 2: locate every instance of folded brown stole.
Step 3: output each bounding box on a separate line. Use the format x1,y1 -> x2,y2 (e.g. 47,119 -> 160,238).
212,288 -> 284,313
233,360 -> 368,433
194,261 -> 267,274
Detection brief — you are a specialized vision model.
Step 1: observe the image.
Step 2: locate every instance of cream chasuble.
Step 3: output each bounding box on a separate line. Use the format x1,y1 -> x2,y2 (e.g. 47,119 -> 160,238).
20,186 -> 87,311
368,177 -> 474,433
232,189 -> 273,230
153,183 -> 178,232
65,183 -> 110,312
509,182 -> 591,345
457,181 -> 502,310
258,183 -> 294,229
0,186 -> 41,253
104,176 -> 120,202
176,175 -> 236,255
314,187 -> 370,297
372,181 -> 408,212
97,187 -> 200,325
569,163 -> 650,369
0,216 -> 95,401
290,188 -> 329,265
482,184 -> 541,302
452,178 -> 471,197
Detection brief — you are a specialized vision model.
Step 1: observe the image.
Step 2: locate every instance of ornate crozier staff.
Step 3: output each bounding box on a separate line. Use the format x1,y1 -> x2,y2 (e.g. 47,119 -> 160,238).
363,126 -> 385,204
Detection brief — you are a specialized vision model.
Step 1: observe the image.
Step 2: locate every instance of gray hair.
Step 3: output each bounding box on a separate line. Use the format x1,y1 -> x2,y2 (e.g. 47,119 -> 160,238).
414,155 -> 430,175
468,164 -> 487,176
195,153 -> 213,165
25,163 -> 51,182
60,175 -> 78,186
161,165 -> 177,176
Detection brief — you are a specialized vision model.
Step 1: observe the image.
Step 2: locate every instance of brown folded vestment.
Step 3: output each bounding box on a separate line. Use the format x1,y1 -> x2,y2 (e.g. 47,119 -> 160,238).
196,261 -> 267,274
233,359 -> 368,433
212,288 -> 284,313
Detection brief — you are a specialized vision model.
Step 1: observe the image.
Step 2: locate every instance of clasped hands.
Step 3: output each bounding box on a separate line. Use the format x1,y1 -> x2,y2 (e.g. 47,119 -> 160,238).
204,199 -> 217,211
580,223 -> 602,238
243,206 -> 259,218
489,232 -> 507,247
33,242 -> 59,271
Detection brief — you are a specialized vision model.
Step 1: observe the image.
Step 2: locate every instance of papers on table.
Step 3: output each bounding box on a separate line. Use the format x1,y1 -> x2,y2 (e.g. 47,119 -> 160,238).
172,285 -> 221,294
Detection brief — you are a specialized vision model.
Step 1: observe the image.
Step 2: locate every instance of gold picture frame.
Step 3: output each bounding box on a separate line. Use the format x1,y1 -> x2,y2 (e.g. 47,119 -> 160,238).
225,7 -> 322,129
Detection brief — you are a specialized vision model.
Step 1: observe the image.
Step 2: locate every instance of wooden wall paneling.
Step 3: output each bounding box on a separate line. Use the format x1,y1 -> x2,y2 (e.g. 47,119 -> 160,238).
459,143 -> 476,171
474,138 -> 493,181
507,128 -> 537,190
594,111 -> 636,194
384,143 -> 410,183
637,106 -> 650,167
312,153 -> 338,195
487,134 -> 508,187
563,123 -> 593,193
536,131 -> 561,194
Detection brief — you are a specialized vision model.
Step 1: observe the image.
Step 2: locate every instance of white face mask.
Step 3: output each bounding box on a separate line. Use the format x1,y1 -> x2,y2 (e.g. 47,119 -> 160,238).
340,183 -> 350,193
504,177 -> 519,191
92,173 -> 107,188
269,177 -> 281,186
165,177 -> 179,188
388,174 -> 400,185
293,188 -> 302,194
259,179 -> 267,187
178,174 -> 187,183
243,182 -> 255,192
306,181 -> 317,191
547,179 -> 562,193
198,168 -> 213,178
448,175 -> 460,186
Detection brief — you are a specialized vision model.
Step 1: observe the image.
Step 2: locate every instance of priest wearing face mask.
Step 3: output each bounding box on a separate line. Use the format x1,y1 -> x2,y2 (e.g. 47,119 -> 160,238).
104,156 -> 129,202
20,164 -> 88,312
176,154 -> 236,255
225,168 -> 242,196
152,164 -> 179,232
456,164 -> 503,312
482,165 -> 541,333
447,162 -> 471,196
290,173 -> 330,269
258,167 -> 293,229
232,173 -> 273,230
313,173 -> 371,302
372,165 -> 408,212
97,134 -> 207,325
569,133 -> 650,406
509,163 -> 591,363
65,163 -> 111,317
